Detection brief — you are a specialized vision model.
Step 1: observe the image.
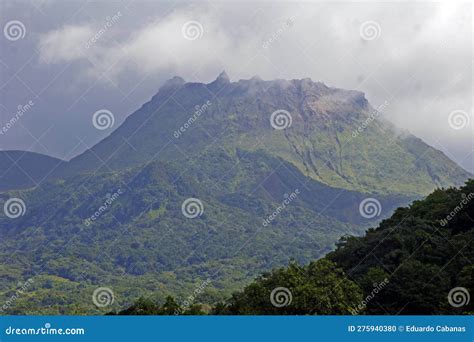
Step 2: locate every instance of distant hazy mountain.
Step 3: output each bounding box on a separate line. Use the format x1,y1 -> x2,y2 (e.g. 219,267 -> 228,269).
0,151 -> 64,191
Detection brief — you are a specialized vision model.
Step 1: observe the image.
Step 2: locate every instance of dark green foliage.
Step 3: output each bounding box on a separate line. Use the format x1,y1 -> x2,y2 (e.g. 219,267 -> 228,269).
210,181 -> 473,315
115,296 -> 194,315
328,180 -> 474,314
214,259 -> 362,315
114,296 -> 206,315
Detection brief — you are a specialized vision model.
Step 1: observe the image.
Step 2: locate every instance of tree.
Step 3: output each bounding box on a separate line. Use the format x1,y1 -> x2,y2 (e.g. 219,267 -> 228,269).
216,259 -> 362,315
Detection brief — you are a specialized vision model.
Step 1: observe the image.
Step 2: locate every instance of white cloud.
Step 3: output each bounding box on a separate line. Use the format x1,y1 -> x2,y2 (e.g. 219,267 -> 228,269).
118,7 -> 233,76
38,25 -> 94,63
34,1 -> 474,170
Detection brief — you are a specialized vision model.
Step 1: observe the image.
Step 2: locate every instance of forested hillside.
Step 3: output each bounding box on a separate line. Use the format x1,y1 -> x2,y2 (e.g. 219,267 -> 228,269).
119,180 -> 473,315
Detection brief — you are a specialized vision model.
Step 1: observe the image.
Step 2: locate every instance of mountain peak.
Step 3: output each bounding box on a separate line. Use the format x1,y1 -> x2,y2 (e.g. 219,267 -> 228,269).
153,76 -> 186,100
163,76 -> 185,88
216,70 -> 230,82
207,71 -> 230,90
61,72 -> 471,197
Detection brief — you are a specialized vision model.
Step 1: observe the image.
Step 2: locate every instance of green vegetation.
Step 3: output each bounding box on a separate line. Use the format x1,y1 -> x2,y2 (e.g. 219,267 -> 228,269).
328,179 -> 474,314
118,180 -> 473,315
115,296 -> 208,315
0,75 -> 471,315
214,259 -> 362,315
0,149 -> 409,314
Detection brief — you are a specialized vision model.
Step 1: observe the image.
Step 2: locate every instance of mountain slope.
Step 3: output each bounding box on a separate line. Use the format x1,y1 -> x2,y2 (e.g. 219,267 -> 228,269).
0,74 -> 470,315
212,180 -> 473,315
0,148 -> 411,314
58,73 -> 471,196
0,151 -> 64,191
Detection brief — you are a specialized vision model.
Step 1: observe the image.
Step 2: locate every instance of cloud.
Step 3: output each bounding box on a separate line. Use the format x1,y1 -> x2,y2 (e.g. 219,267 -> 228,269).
38,25 -> 94,63
25,1 -> 474,171
36,2 -> 471,88
118,7 -> 233,76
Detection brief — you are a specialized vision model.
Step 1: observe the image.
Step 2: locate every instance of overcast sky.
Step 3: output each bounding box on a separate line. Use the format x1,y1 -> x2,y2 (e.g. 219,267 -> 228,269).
0,0 -> 473,172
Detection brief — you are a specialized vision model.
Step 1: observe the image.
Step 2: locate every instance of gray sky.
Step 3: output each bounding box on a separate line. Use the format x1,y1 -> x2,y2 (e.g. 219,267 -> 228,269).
1,0 -> 473,172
